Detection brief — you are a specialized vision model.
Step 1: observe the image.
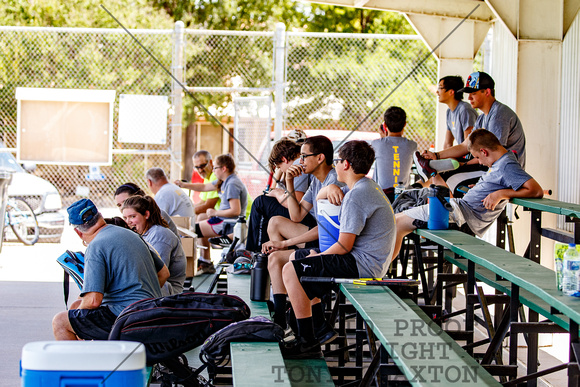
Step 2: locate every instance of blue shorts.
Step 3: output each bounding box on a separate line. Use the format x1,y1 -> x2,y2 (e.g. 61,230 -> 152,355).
206,216 -> 235,236
68,306 -> 118,340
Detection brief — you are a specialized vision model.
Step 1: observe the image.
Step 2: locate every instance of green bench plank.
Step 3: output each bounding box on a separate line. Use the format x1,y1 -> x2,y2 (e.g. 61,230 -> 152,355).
444,254 -> 570,331
189,266 -> 223,293
231,342 -> 291,386
340,283 -> 500,386
511,197 -> 580,218
416,229 -> 489,248
227,273 -> 333,386
454,245 -> 580,325
283,359 -> 334,387
416,229 -> 580,327
227,274 -> 271,318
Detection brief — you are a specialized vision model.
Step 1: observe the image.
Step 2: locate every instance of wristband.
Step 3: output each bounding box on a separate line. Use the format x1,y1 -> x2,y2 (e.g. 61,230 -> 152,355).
435,152 -> 440,160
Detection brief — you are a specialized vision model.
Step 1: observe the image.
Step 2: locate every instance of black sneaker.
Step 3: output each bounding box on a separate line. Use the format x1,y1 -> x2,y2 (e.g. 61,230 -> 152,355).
413,151 -> 437,182
315,322 -> 338,345
280,338 -> 323,359
209,235 -> 232,248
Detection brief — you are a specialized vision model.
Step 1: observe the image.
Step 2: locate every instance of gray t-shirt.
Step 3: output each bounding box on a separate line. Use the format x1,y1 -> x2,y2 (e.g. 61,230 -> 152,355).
212,173 -> 248,220
475,100 -> 526,168
303,168 -> 344,219
339,178 -> 396,277
372,136 -> 418,189
456,152 -> 532,236
143,224 -> 186,296
155,183 -> 195,217
82,225 -> 162,315
160,209 -> 179,238
447,101 -> 477,144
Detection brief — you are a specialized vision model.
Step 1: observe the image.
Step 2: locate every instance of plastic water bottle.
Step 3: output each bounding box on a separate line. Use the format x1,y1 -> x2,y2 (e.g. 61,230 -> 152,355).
394,182 -> 404,199
233,215 -> 247,246
429,144 -> 435,154
562,244 -> 580,296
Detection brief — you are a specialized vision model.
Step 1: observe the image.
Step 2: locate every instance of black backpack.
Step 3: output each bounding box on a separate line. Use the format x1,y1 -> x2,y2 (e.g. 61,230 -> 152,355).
200,316 -> 284,368
108,292 -> 250,365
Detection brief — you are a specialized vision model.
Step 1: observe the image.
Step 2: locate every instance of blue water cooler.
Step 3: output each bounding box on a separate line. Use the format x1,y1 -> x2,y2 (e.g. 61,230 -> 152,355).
20,341 -> 147,386
317,199 -> 341,251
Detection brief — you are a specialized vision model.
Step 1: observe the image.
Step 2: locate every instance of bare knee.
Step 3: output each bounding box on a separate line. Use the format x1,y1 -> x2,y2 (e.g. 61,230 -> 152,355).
267,216 -> 284,236
268,251 -> 289,270
52,311 -> 69,335
282,261 -> 296,284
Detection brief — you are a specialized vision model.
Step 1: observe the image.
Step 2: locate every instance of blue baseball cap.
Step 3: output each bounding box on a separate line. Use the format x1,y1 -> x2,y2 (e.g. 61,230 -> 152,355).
67,199 -> 98,225
458,71 -> 495,93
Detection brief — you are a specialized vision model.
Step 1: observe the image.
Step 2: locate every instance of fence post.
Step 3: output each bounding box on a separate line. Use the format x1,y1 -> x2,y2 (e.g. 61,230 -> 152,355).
170,21 -> 185,181
273,23 -> 286,142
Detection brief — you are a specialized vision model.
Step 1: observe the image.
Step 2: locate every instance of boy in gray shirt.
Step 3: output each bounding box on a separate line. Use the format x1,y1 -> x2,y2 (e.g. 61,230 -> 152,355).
392,129 -> 543,262
372,106 -> 417,194
281,140 -> 396,359
437,75 -> 478,148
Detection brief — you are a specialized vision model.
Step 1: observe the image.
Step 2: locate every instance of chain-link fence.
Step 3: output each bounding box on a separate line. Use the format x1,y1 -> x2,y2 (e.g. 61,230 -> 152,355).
0,26 -> 174,210
0,24 -> 437,212
285,32 -> 437,149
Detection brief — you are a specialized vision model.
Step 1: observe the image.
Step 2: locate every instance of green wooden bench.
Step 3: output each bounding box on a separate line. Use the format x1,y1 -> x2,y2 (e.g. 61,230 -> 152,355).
415,228 -> 580,385
340,283 -> 500,386
510,197 -> 580,262
227,274 -> 333,386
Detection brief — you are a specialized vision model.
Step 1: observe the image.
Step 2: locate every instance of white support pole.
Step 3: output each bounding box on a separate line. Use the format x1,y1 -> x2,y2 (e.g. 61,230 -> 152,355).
273,23 -> 286,142
170,21 -> 185,181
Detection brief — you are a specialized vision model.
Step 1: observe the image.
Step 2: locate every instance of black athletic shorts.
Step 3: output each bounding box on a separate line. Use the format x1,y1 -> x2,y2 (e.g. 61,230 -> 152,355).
69,305 -> 118,340
291,250 -> 359,300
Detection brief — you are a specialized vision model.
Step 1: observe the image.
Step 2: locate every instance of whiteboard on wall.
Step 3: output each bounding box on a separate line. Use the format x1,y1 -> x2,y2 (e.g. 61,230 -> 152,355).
118,94 -> 169,145
15,87 -> 116,165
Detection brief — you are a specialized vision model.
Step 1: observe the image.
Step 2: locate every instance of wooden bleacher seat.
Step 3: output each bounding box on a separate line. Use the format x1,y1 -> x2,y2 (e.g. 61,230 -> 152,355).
340,282 -> 500,386
226,274 -> 333,386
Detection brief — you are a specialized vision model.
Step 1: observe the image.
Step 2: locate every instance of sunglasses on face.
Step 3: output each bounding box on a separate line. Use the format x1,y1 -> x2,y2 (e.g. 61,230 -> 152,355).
194,163 -> 208,170
300,153 -> 320,161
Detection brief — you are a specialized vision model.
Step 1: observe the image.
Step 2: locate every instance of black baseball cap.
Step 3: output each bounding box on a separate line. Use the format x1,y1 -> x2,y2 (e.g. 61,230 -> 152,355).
458,71 -> 495,93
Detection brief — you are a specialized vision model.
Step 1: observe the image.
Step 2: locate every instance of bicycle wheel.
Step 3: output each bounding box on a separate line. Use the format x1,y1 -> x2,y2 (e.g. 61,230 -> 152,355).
7,197 -> 40,245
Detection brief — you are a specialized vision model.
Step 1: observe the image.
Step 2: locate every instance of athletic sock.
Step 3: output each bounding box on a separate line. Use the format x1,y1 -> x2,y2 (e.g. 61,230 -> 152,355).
297,317 -> 316,344
311,302 -> 326,329
273,294 -> 288,328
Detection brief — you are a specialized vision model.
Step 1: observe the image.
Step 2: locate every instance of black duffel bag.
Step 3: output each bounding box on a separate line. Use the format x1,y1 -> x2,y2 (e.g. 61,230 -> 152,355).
108,292 -> 250,365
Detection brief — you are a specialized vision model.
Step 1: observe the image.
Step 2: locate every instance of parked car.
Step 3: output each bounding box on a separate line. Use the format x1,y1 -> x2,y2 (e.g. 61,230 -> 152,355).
0,148 -> 64,243
237,129 -> 381,199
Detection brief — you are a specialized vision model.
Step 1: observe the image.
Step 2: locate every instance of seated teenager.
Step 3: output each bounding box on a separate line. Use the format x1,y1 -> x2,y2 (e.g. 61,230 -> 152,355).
280,140 -> 396,359
392,129 -> 543,261
114,182 -> 179,237
245,137 -> 317,252
261,136 -> 342,328
175,153 -> 248,275
122,195 -> 187,296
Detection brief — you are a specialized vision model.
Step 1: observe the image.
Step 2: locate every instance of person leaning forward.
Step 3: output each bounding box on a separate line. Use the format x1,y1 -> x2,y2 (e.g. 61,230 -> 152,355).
52,199 -> 166,341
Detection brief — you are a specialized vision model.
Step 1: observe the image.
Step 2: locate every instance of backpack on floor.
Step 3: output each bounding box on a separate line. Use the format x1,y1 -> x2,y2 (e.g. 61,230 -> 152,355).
200,316 -> 284,368
108,292 -> 250,365
56,250 -> 85,307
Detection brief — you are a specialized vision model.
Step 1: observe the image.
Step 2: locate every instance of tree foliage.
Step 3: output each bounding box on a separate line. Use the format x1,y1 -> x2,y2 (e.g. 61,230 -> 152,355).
0,0 -> 174,28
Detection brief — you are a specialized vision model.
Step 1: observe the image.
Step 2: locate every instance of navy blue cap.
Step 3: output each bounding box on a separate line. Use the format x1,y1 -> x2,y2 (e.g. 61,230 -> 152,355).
67,199 -> 98,225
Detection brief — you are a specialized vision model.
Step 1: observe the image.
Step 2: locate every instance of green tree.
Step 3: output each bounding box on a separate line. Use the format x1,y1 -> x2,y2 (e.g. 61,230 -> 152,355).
0,0 -> 174,29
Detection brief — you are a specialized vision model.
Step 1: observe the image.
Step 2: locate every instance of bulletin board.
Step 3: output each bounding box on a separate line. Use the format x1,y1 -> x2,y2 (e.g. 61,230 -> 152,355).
15,88 -> 116,165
